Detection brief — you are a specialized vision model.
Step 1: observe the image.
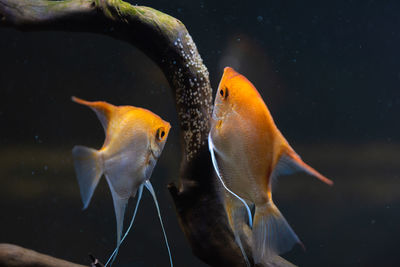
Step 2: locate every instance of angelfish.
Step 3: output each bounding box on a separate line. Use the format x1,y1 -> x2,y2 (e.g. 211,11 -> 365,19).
71,97 -> 173,266
208,68 -> 333,264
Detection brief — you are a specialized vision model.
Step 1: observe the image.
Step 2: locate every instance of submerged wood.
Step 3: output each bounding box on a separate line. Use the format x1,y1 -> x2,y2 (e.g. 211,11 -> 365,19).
0,243 -> 88,267
0,0 -> 291,266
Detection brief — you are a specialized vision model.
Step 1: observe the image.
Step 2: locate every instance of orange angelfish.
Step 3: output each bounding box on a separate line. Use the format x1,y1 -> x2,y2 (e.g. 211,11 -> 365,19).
208,67 -> 333,264
71,97 -> 173,267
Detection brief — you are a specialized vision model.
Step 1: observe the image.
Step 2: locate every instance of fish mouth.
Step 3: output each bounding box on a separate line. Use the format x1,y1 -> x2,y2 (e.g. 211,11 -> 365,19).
212,101 -> 237,121
150,149 -> 159,160
212,103 -> 223,119
212,109 -> 224,122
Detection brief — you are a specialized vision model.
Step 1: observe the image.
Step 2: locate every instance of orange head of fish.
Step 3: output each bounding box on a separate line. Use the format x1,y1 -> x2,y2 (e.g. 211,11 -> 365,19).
148,115 -> 171,160
212,67 -> 263,122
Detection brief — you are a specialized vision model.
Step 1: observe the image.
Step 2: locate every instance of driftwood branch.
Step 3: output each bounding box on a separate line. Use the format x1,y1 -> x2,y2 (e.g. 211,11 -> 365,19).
0,1 -> 289,266
0,244 -> 89,267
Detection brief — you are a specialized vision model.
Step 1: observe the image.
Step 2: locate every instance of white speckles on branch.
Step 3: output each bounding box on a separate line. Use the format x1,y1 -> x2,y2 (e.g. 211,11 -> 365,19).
170,33 -> 212,161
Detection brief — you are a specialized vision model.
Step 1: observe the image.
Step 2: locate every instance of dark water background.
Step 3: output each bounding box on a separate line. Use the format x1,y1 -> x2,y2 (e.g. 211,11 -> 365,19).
1,0 -> 399,266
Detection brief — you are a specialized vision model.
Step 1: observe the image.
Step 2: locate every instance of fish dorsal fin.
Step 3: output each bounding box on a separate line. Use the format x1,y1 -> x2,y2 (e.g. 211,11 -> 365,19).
72,96 -> 115,134
271,146 -> 333,188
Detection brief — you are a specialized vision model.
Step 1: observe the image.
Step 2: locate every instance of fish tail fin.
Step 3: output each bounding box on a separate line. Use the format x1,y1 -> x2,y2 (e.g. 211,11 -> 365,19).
264,255 -> 298,267
145,180 -> 173,267
72,145 -> 104,210
252,202 -> 301,264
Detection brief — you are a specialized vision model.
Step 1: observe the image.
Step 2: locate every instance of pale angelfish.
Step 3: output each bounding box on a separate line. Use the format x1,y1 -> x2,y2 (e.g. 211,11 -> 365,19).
71,97 -> 173,266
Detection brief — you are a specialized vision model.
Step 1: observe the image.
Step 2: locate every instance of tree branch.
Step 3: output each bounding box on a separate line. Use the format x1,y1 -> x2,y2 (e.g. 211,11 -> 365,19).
0,1 -> 288,266
0,244 -> 89,267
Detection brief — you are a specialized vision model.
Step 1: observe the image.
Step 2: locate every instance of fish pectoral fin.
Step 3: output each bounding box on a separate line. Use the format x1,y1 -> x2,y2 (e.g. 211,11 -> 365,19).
208,134 -> 253,228
144,180 -> 174,267
271,150 -> 333,188
72,146 -> 103,210
252,202 -> 302,264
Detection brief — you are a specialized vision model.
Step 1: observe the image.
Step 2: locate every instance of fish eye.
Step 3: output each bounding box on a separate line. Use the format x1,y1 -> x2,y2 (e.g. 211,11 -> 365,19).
219,87 -> 228,99
156,127 -> 166,141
